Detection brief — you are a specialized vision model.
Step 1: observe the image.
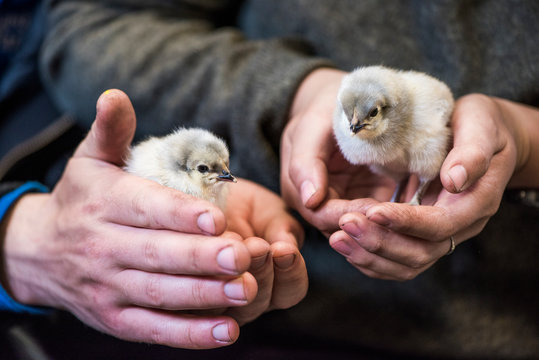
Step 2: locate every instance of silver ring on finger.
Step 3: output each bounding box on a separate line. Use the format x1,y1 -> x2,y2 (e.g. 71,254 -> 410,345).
445,236 -> 456,256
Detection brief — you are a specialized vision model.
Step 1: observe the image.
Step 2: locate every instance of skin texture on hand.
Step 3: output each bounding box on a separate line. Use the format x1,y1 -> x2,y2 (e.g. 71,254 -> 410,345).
1,90 -> 307,349
282,69 -> 539,281
348,94 -> 539,280
282,68 -> 385,235
223,178 -> 307,324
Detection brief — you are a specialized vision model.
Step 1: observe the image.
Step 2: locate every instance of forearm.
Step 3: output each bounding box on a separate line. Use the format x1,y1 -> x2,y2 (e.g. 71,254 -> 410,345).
495,98 -> 539,188
40,1 -> 331,191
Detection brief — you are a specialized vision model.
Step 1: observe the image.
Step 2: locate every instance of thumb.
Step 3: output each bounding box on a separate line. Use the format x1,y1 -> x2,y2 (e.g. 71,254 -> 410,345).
289,154 -> 329,209
440,94 -> 503,193
283,118 -> 333,210
74,89 -> 136,165
440,146 -> 490,193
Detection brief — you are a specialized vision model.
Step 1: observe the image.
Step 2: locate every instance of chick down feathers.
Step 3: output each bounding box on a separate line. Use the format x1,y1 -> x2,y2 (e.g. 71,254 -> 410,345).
333,65 -> 454,205
125,128 -> 236,210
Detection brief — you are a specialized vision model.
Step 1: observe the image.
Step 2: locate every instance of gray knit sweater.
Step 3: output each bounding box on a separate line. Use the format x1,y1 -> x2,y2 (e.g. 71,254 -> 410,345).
39,1 -> 539,357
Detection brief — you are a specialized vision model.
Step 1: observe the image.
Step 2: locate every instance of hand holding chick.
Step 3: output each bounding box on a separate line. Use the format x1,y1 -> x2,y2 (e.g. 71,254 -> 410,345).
333,65 -> 454,205
125,128 -> 236,210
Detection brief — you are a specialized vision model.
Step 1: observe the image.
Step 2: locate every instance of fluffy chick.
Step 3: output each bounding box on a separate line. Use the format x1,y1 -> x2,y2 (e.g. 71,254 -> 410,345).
125,128 -> 236,210
333,65 -> 454,205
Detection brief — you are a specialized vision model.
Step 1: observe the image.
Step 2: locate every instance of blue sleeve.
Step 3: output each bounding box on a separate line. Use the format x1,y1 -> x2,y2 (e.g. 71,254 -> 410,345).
0,181 -> 51,314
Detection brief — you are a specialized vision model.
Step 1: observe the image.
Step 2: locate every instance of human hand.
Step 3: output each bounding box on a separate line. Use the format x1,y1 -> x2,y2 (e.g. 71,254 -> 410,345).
281,68 -> 391,236
1,90 -> 259,349
331,94 -> 538,280
222,179 -> 307,325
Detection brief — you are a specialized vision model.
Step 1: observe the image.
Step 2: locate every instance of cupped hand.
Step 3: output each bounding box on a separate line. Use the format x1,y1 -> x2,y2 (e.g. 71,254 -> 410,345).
331,94 -> 533,280
223,178 -> 308,325
2,90 -> 258,349
281,68 -> 392,236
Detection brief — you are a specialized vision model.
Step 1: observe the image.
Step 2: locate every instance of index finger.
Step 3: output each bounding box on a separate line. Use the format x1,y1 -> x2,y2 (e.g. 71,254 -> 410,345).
365,195 -> 483,242
102,169 -> 227,235
302,196 -> 380,234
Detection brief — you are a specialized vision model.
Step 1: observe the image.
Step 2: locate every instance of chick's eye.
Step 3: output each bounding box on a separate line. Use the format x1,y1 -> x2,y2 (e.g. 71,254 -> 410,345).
369,107 -> 379,118
197,164 -> 209,173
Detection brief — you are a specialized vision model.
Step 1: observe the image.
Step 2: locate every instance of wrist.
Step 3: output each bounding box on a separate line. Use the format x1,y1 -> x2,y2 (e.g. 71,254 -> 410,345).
493,97 -> 539,188
2,192 -> 53,309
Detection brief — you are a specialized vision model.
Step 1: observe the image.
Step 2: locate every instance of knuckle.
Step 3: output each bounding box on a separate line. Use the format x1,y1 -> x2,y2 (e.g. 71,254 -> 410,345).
143,239 -> 159,270
145,275 -> 165,307
189,280 -> 207,306
149,323 -> 168,345
184,323 -> 197,348
129,192 -> 144,217
76,233 -> 110,263
398,270 -> 419,282
483,197 -> 501,218
364,237 -> 384,254
408,252 -> 431,269
348,253 -> 375,269
100,308 -> 125,336
187,244 -> 203,273
80,199 -> 105,217
288,158 -> 304,183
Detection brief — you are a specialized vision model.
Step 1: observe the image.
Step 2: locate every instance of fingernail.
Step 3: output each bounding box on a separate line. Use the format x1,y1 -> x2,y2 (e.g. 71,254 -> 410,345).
251,252 -> 269,270
332,240 -> 353,256
340,221 -> 361,240
197,212 -> 216,235
224,277 -> 247,301
217,246 -> 237,273
274,254 -> 296,270
448,165 -> 468,192
300,180 -> 316,205
212,323 -> 232,343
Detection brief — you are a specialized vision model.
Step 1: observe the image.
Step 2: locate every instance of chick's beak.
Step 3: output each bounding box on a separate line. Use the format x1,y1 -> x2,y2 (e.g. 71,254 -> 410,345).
350,108 -> 366,134
217,170 -> 237,182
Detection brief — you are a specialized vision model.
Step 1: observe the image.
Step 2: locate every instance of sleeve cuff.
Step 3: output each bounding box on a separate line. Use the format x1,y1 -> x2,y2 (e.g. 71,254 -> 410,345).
0,181 -> 51,314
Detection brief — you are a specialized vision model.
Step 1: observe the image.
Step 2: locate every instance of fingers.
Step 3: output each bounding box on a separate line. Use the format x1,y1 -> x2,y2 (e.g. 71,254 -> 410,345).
281,119 -> 332,210
441,94 -> 505,193
304,197 -> 380,235
108,227 -> 252,276
111,308 -> 240,349
115,270 -> 257,310
260,205 -> 304,248
224,237 -> 273,325
330,231 -> 438,282
224,238 -> 308,324
334,213 -> 448,271
365,178 -> 500,242
74,89 -> 136,165
269,241 -> 308,310
97,172 -> 228,235
366,203 -> 457,241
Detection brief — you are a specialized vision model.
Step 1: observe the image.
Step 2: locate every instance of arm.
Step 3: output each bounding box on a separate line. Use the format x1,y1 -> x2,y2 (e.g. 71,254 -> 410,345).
1,89 -> 308,347
1,90 -> 254,348
39,0 -> 331,192
498,97 -> 539,188
281,67 -> 539,280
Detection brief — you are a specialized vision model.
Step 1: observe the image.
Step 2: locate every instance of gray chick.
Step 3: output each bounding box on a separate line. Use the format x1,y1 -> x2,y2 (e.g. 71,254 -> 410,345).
333,65 -> 454,205
125,128 -> 236,210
